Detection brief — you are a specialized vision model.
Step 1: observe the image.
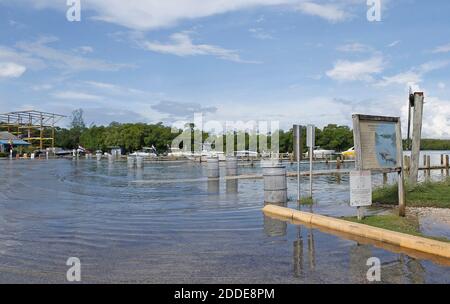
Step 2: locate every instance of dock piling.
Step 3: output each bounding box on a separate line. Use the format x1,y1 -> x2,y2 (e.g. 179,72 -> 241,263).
263,163 -> 287,204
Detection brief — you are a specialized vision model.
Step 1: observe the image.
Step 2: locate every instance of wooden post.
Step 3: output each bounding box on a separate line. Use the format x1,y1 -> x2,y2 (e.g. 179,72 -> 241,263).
423,155 -> 427,167
396,121 -> 406,217
409,92 -> 424,185
426,155 -> 431,178
336,157 -> 341,170
441,154 -> 444,175
383,173 -> 388,185
446,155 -> 449,176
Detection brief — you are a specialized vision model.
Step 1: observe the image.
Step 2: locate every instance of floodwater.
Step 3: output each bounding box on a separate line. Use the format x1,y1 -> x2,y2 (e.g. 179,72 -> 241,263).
0,151 -> 449,283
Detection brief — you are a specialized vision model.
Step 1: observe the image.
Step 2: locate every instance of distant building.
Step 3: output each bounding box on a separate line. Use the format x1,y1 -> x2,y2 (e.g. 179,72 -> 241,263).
0,131 -> 31,152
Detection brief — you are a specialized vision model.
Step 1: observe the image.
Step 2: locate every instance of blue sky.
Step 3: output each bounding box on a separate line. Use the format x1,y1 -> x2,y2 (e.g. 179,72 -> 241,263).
0,0 -> 449,138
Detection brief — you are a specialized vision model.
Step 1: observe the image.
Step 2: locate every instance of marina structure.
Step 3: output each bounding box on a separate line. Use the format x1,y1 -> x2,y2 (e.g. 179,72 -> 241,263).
0,110 -> 66,150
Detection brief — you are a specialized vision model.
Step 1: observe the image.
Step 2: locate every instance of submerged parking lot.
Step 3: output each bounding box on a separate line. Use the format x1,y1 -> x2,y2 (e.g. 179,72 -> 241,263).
0,158 -> 449,283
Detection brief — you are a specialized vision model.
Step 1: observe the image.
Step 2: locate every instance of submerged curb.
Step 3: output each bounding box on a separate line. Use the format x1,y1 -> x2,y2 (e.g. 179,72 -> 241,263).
262,205 -> 450,259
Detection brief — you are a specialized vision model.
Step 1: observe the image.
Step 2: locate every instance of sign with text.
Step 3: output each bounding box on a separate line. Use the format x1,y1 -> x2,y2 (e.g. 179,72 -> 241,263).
352,115 -> 402,171
350,170 -> 372,207
293,125 -> 302,161
306,125 -> 315,148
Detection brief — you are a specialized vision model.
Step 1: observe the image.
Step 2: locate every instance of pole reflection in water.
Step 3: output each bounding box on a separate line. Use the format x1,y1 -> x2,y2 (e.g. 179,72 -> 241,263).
308,227 -> 316,271
263,203 -> 287,237
292,224 -> 316,278
349,243 -> 373,283
135,167 -> 143,181
348,244 -> 427,283
207,179 -> 220,194
293,226 -> 304,278
226,179 -> 238,194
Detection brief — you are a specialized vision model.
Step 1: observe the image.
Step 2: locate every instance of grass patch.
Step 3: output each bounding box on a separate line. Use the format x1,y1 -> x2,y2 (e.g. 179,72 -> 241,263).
287,196 -> 314,205
298,196 -> 314,205
372,178 -> 450,208
343,214 -> 450,243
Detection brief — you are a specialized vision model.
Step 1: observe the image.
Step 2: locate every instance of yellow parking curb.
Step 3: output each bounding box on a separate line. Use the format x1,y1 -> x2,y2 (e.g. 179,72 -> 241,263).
262,204 -> 450,259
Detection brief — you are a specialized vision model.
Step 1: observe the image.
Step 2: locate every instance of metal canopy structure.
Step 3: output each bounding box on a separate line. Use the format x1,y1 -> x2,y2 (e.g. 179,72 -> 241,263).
0,110 -> 66,150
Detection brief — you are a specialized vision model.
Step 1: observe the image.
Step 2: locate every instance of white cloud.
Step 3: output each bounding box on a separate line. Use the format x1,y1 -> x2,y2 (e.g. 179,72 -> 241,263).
438,82 -> 446,89
296,2 -> 350,23
141,32 -> 258,63
377,60 -> 450,88
9,0 -> 295,30
0,46 -> 46,70
387,40 -> 400,48
51,91 -> 103,101
421,96 -> 450,138
0,62 -> 27,78
337,43 -> 373,53
15,36 -> 131,72
7,0 -> 360,30
32,84 -> 53,91
326,56 -> 384,82
432,43 -> 450,54
249,28 -> 274,40
74,46 -> 94,54
376,71 -> 421,88
84,81 -> 146,96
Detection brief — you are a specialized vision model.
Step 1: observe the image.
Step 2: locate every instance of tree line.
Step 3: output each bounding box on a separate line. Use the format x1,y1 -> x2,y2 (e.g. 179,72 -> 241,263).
50,109 -> 449,154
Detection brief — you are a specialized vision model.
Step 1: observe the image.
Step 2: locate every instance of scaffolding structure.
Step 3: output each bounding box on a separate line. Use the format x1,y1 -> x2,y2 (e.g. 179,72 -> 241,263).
0,110 -> 66,150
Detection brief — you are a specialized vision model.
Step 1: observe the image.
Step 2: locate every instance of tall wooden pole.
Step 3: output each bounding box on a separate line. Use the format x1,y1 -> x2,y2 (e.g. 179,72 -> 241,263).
396,120 -> 406,217
409,92 -> 424,185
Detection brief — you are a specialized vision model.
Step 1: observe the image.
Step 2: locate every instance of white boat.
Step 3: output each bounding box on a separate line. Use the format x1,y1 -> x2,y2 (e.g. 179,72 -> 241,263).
305,149 -> 335,159
236,150 -> 258,158
130,147 -> 157,158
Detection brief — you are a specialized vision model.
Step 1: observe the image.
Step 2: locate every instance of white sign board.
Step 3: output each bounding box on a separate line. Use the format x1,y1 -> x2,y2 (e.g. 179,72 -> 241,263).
350,170 -> 372,207
307,125 -> 315,148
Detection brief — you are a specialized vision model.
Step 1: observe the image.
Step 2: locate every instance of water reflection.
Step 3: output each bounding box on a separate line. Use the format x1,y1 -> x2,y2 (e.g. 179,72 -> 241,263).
226,179 -> 238,194
263,203 -> 287,237
207,179 -> 220,194
0,158 -> 449,283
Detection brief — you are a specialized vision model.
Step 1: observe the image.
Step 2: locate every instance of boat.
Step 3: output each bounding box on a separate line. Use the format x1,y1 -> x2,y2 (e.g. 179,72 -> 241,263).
236,150 -> 258,158
341,147 -> 355,158
305,148 -> 336,159
130,147 -> 157,158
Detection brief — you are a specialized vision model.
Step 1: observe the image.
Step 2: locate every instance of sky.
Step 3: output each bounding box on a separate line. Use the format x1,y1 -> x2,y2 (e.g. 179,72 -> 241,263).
0,0 -> 449,138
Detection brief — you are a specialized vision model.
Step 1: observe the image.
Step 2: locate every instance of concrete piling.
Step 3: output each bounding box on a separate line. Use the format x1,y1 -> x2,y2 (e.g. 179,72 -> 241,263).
263,164 -> 287,204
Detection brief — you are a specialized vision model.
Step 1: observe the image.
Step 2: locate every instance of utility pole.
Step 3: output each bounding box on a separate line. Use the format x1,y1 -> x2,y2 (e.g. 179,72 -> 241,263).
409,92 -> 424,186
